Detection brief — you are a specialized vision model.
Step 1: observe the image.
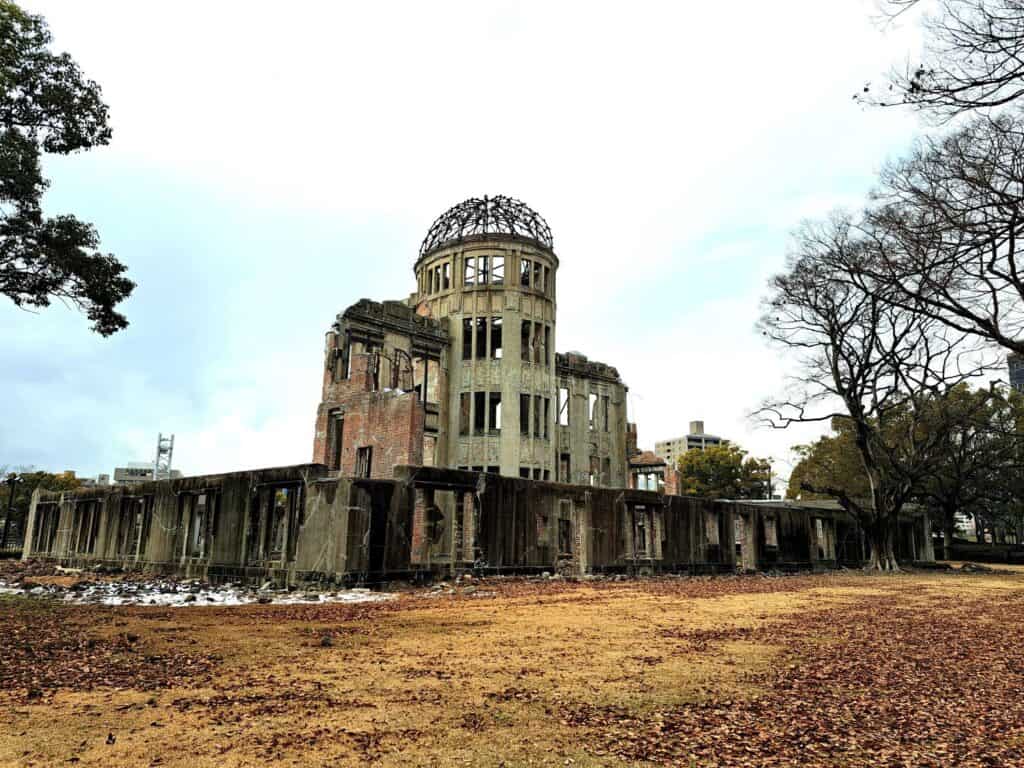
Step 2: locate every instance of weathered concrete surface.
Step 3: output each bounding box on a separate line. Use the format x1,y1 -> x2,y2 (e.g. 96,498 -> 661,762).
24,465 -> 934,584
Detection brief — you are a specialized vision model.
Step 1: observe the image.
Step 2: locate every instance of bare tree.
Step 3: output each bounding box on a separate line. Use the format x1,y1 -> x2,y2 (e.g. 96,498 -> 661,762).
862,1 -> 1024,120
862,111 -> 1024,355
759,214 -> 987,570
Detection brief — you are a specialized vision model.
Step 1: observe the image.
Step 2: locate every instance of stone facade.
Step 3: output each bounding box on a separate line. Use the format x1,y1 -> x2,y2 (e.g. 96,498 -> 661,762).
22,465 -> 936,584
312,197 -> 631,486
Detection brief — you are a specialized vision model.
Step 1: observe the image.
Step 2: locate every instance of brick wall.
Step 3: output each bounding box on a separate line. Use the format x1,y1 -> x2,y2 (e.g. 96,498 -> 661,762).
313,349 -> 425,479
664,465 -> 680,496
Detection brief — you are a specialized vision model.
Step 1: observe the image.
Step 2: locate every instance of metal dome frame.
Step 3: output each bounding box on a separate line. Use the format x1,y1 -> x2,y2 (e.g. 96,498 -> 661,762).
418,196 -> 553,259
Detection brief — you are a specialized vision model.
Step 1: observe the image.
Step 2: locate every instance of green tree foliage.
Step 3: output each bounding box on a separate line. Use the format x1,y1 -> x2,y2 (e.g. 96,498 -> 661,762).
1,466 -> 81,544
918,385 -> 1024,553
0,1 -> 133,335
676,444 -> 773,500
786,388 -> 1024,559
787,419 -> 871,502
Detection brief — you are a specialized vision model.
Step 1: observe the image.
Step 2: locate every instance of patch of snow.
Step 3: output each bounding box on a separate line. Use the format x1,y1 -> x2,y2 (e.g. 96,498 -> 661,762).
0,579 -> 395,608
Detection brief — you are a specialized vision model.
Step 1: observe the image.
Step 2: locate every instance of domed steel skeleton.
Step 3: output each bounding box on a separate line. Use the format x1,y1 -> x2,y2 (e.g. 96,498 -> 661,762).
419,195 -> 553,258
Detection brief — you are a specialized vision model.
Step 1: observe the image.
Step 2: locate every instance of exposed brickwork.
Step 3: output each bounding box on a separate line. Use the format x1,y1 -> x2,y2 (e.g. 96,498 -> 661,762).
626,422 -> 638,458
664,465 -> 680,496
462,491 -> 475,562
411,488 -> 430,563
313,350 -> 425,479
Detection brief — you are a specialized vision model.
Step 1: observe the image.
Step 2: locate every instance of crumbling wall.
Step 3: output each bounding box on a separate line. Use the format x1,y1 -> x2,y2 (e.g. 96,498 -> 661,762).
23,464 -> 934,583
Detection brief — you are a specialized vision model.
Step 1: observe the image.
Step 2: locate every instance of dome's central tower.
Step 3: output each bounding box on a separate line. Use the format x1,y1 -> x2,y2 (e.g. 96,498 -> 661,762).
414,196 -> 558,479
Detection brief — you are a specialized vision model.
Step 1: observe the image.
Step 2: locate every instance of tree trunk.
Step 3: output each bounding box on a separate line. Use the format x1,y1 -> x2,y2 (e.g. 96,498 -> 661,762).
943,509 -> 956,562
943,519 -> 955,562
865,519 -> 900,572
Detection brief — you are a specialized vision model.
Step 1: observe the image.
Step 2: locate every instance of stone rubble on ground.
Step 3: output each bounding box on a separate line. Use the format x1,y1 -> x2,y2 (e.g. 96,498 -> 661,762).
0,573 -> 395,608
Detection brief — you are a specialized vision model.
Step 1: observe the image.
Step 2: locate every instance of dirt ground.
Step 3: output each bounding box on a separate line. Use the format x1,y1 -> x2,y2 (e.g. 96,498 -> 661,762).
2,566 -> 1024,767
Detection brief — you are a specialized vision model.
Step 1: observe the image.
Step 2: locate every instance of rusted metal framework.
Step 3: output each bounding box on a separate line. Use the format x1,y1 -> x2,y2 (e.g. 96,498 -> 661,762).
419,195 -> 553,258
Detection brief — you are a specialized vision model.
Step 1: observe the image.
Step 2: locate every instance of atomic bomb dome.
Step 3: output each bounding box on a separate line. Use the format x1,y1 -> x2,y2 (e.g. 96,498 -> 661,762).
418,195 -> 553,260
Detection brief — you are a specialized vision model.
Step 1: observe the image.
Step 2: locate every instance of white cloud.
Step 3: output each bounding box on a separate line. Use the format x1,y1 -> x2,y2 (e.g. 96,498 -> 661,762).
5,0 -> 929,484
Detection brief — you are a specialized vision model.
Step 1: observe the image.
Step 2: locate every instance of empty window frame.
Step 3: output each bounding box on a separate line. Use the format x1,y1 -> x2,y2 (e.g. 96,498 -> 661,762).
251,484 -> 300,560
425,501 -> 446,547
533,395 -> 543,438
520,467 -> 531,478
442,262 -> 450,289
474,391 -> 486,434
492,256 -> 505,285
475,317 -> 488,359
544,326 -> 551,365
117,497 -> 140,558
705,512 -> 720,546
268,488 -> 288,557
30,503 -> 60,554
329,412 -> 345,471
477,255 -> 490,284
559,453 -> 570,482
71,501 -> 100,555
602,457 -> 610,484
464,256 -> 477,286
543,397 -> 550,439
634,505 -> 648,557
520,257 -> 531,287
520,394 -> 530,436
589,455 -> 600,486
488,392 -> 502,433
460,393 -> 471,436
138,497 -> 154,558
601,395 -> 610,432
368,347 -> 381,391
462,318 -> 473,360
589,392 -> 599,430
521,320 -> 531,362
532,261 -> 543,292
341,339 -> 352,382
558,513 -> 572,555
490,317 -> 503,359
815,518 -> 826,558
764,517 -> 778,548
533,322 -> 543,364
558,387 -> 569,426
355,446 -> 373,478
180,492 -> 211,559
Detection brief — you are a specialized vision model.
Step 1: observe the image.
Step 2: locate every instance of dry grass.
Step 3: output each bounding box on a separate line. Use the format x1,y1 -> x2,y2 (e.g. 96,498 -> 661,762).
2,569 -> 1023,767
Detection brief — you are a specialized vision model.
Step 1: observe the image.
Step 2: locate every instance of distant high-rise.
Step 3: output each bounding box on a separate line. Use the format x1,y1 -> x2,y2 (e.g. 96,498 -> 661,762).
1009,353 -> 1024,393
114,461 -> 181,485
654,421 -> 726,466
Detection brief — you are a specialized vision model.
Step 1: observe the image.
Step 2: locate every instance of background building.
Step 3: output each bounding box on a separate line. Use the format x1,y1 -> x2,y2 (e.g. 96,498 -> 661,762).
1009,353 -> 1024,393
313,196 -> 629,486
113,462 -> 182,486
655,421 -> 726,465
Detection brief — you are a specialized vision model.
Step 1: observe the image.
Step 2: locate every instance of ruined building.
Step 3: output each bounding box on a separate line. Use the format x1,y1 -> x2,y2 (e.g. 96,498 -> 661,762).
20,197 -> 937,582
312,196 -> 628,487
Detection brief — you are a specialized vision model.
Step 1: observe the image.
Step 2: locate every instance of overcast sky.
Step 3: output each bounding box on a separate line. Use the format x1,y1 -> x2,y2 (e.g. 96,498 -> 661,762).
1,1 -> 926,487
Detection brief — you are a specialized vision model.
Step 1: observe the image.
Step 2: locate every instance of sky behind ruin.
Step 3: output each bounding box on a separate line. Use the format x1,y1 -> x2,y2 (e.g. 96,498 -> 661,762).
1,1 -> 925,488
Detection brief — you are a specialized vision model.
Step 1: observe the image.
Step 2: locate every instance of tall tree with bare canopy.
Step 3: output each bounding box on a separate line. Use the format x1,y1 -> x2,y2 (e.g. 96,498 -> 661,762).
863,1 -> 1024,119
759,214 -> 987,570
0,1 -> 133,335
856,111 -> 1024,356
